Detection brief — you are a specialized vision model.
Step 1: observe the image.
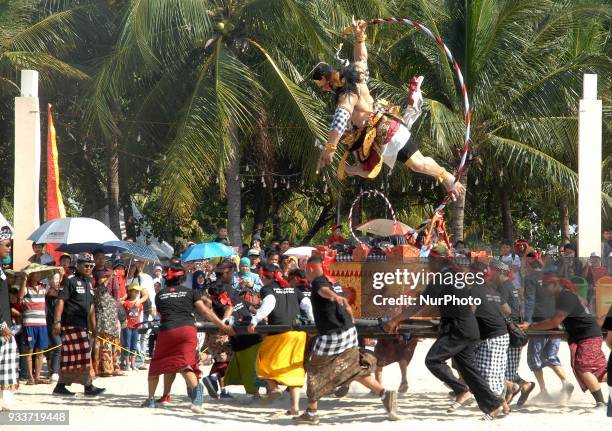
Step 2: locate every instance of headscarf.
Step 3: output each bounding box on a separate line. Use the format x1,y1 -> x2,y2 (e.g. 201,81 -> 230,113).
239,257 -> 251,275
192,270 -> 206,290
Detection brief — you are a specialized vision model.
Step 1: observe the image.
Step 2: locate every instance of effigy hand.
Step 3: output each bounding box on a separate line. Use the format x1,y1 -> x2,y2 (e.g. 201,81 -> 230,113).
316,148 -> 335,173
352,17 -> 368,36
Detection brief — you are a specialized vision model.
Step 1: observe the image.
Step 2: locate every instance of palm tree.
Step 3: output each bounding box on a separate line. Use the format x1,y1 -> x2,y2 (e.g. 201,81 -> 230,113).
0,0 -> 88,93
76,0 -> 354,244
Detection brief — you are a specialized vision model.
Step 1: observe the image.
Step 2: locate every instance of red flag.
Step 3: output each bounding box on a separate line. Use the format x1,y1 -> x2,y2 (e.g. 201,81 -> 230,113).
46,104 -> 66,264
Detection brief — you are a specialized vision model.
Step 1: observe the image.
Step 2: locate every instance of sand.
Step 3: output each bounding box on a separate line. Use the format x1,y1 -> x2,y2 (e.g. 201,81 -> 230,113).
6,339 -> 610,430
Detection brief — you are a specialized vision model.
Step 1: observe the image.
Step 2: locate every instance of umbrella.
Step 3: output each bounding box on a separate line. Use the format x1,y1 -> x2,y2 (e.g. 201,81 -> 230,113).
283,246 -> 316,258
354,218 -> 412,236
181,242 -> 236,262
56,242 -> 127,254
28,217 -> 119,245
104,241 -> 159,262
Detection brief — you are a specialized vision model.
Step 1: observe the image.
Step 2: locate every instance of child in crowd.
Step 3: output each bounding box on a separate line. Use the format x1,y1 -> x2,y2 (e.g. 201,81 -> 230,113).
18,266 -> 52,385
122,284 -> 143,370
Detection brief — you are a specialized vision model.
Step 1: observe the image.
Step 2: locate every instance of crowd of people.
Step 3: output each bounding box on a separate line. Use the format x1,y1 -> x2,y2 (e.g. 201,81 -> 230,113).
0,224 -> 611,423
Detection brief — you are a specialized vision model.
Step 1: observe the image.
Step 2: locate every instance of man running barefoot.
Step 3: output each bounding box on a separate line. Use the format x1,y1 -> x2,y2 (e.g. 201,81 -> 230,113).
294,256 -> 399,425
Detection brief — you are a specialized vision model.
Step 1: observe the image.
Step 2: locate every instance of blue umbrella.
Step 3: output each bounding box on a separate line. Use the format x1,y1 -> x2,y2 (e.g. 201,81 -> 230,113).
56,242 -> 127,254
104,241 -> 159,262
181,242 -> 236,262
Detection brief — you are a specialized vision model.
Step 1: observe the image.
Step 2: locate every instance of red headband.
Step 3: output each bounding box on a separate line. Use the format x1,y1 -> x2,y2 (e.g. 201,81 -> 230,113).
306,260 -> 336,283
165,267 -> 185,282
210,291 -> 232,307
259,268 -> 289,287
290,276 -> 309,285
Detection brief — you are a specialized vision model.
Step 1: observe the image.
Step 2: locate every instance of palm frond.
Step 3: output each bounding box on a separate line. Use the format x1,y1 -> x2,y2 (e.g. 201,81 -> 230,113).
485,135 -> 578,193
248,39 -> 328,180
160,40 -> 263,218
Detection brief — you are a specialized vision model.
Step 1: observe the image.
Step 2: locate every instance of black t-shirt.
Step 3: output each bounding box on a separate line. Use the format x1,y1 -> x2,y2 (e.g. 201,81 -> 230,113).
310,276 -> 353,335
227,289 -> 262,352
0,271 -> 11,327
155,285 -> 198,331
499,280 -> 521,323
259,281 -> 303,326
555,288 -> 601,343
59,273 -> 94,328
296,283 -> 311,298
421,266 -> 480,341
471,284 -> 508,340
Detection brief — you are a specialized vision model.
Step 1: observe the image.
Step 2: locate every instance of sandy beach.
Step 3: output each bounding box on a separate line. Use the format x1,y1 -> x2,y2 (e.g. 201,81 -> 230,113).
7,338 -> 610,430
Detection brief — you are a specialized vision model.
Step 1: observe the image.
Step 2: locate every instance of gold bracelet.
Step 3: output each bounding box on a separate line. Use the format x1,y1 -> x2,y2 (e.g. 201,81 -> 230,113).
325,143 -> 337,151
436,169 -> 448,184
355,34 -> 367,43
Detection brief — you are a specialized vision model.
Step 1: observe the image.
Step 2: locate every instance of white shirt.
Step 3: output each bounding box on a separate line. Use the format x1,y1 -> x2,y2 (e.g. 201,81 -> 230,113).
138,273 -> 156,307
500,253 -> 522,289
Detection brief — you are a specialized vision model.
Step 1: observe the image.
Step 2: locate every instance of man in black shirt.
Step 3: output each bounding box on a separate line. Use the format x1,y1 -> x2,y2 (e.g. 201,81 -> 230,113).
521,271 -> 608,409
200,261 -> 235,399
52,253 -> 105,397
248,263 -> 313,416
524,259 -> 571,402
143,265 -> 231,412
293,256 -> 398,425
0,229 -> 18,409
386,245 -> 503,420
469,262 -> 510,411
489,259 -> 535,406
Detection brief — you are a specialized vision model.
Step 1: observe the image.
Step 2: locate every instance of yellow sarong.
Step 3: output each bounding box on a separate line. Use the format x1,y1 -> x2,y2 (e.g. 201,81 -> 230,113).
256,331 -> 306,387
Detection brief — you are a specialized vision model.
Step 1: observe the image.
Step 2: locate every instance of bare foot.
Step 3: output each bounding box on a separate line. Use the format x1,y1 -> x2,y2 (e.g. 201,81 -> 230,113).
455,390 -> 473,404
482,405 -> 504,421
502,400 -> 510,415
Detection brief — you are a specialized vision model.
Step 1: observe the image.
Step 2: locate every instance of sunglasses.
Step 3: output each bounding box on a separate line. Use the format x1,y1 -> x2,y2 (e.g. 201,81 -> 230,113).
82,263 -> 95,269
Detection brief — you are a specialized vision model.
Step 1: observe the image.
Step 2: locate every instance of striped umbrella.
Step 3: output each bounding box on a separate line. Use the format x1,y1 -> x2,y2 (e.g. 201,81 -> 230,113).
104,241 -> 159,262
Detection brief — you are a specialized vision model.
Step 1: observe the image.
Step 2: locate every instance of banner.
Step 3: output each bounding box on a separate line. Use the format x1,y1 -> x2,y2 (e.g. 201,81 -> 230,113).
46,104 -> 66,264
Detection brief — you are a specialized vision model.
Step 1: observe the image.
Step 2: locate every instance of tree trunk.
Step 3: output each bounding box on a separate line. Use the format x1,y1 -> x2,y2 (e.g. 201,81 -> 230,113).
226,138 -> 242,246
271,195 -> 281,239
450,171 -> 468,243
560,197 -> 570,244
499,186 -> 513,242
253,112 -> 274,240
107,138 -> 121,237
119,156 -> 136,241
301,205 -> 334,245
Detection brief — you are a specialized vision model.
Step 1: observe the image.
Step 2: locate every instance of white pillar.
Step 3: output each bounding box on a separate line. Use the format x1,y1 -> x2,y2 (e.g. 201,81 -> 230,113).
577,74 -> 602,257
13,70 -> 41,268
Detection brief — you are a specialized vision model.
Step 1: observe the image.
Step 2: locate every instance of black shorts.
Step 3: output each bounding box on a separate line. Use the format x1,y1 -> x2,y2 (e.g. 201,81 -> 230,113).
396,133 -> 418,163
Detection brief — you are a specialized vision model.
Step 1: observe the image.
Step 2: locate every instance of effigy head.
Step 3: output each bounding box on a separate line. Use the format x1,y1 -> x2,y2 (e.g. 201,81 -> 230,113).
312,62 -> 343,92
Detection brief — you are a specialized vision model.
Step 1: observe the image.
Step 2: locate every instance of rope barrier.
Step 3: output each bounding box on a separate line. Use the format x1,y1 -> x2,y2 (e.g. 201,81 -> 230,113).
17,331 -> 150,360
17,343 -> 61,357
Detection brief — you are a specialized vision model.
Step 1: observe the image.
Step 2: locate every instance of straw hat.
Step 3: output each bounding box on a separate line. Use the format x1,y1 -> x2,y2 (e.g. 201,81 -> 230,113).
127,282 -> 142,291
20,262 -> 61,279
